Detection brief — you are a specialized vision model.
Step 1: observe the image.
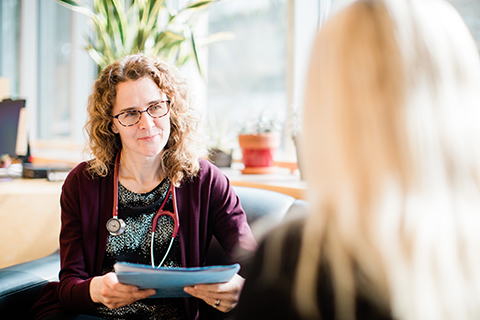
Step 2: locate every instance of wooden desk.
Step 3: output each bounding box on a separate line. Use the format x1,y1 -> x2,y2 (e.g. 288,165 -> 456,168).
0,178 -> 62,268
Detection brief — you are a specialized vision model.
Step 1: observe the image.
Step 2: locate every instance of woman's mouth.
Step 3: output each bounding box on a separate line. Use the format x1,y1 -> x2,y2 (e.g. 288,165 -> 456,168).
139,134 -> 157,142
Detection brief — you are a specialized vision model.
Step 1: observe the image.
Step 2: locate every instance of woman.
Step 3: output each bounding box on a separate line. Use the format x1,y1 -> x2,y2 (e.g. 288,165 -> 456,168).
31,54 -> 257,320
235,0 -> 480,319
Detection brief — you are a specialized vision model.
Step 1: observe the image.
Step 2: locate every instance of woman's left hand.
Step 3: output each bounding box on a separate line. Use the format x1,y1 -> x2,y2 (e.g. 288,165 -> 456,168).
183,273 -> 245,313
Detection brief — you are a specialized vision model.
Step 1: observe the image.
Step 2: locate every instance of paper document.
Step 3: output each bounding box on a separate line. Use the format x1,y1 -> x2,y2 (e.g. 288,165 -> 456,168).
114,262 -> 240,298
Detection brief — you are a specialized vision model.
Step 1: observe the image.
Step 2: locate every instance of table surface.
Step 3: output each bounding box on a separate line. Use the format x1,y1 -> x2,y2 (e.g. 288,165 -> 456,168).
0,178 -> 63,268
0,177 -> 63,193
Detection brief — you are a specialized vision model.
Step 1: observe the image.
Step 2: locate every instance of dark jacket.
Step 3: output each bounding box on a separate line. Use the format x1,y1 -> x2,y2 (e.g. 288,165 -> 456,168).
31,158 -> 257,320
234,218 -> 392,320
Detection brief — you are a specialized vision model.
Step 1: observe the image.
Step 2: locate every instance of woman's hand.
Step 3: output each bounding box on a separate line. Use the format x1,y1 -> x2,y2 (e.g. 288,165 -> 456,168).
89,272 -> 156,309
183,273 -> 245,313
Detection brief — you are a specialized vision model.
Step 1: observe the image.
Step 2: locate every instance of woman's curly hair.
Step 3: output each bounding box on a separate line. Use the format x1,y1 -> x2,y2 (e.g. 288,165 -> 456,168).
84,53 -> 207,185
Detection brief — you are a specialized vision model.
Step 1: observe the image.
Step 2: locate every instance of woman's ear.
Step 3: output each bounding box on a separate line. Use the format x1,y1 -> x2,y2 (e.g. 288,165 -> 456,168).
111,124 -> 119,134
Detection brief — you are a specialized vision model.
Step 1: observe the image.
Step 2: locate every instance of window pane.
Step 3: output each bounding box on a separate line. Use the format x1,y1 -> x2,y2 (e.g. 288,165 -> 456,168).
37,1 -> 72,139
207,1 -> 288,142
0,0 -> 20,97
447,0 -> 480,51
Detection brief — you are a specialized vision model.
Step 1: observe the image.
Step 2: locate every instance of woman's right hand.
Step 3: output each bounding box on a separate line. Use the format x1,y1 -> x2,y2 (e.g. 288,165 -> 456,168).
89,272 -> 156,309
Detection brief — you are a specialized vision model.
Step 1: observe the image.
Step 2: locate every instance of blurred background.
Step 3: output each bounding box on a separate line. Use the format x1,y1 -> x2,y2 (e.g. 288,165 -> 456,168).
0,0 -> 478,166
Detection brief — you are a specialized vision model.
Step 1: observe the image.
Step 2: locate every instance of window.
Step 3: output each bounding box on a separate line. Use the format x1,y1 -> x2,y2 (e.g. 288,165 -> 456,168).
10,0 -> 320,163
15,0 -> 94,161
0,0 -> 20,97
207,0 -> 288,133
36,1 -> 94,144
447,0 -> 480,51
207,0 -> 320,160
37,1 -> 73,139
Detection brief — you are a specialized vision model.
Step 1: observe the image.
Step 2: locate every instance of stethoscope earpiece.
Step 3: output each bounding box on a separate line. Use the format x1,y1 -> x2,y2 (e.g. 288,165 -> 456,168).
106,217 -> 126,236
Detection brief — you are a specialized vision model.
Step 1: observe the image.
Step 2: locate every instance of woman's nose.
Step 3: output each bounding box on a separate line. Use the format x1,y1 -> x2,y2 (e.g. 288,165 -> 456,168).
137,111 -> 155,129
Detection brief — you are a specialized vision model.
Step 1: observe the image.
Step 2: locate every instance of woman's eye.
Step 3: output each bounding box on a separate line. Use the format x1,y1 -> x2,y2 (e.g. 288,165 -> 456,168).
124,111 -> 138,118
150,104 -> 161,111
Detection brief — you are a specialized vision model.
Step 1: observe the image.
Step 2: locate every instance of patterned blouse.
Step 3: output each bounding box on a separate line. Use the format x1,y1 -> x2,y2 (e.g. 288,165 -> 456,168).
93,179 -> 187,320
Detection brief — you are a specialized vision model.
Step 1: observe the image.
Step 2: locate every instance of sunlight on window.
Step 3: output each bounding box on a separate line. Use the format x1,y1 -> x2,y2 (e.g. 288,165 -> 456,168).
0,0 -> 19,97
448,0 -> 480,51
207,0 -> 288,143
38,1 -> 72,139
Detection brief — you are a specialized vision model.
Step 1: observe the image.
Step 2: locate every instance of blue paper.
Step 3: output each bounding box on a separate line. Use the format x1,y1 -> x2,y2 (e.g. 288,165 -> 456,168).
114,262 -> 240,298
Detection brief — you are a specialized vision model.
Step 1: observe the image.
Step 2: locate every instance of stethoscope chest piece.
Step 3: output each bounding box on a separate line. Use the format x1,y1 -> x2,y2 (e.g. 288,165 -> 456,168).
106,217 -> 126,236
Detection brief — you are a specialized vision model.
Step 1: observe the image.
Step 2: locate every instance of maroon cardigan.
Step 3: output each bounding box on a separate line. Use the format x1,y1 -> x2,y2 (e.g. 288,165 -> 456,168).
30,158 -> 257,320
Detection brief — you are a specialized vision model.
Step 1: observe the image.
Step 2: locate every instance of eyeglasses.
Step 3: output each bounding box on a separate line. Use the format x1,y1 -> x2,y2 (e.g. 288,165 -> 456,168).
112,100 -> 171,127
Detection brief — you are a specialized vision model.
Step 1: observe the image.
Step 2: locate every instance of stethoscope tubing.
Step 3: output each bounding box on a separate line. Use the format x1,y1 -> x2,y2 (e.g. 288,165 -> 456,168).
107,152 -> 180,268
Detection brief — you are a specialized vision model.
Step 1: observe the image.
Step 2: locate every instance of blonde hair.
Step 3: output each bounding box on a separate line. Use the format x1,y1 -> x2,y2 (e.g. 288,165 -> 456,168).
85,53 -> 206,185
296,0 -> 480,319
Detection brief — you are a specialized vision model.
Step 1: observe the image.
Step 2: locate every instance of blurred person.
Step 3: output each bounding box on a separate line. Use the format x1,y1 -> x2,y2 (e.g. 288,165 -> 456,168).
31,53 -> 257,320
235,0 -> 480,319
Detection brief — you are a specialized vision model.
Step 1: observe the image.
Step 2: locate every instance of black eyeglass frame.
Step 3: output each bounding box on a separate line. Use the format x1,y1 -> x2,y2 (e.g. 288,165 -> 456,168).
112,100 -> 171,127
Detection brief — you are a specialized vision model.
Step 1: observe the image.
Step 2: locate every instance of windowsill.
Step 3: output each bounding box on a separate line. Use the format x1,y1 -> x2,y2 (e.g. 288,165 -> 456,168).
221,162 -> 306,199
26,144 -> 307,199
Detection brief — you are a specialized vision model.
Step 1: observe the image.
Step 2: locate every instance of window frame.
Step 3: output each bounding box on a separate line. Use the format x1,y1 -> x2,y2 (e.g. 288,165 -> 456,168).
19,0 -> 93,161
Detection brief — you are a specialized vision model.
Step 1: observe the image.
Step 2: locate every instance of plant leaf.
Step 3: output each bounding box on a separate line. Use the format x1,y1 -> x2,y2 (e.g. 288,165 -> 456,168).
59,0 -> 223,75
155,30 -> 185,49
86,45 -> 106,69
185,0 -> 219,10
190,28 -> 203,76
151,30 -> 184,62
111,0 -> 129,46
55,0 -> 96,20
169,0 -> 218,24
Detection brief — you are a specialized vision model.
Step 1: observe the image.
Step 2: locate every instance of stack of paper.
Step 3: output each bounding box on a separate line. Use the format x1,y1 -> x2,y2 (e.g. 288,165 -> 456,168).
114,262 -> 240,298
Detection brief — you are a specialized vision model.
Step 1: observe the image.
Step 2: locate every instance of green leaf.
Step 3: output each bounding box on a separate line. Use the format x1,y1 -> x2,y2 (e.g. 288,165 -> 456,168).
142,0 -> 163,36
55,0 -> 96,19
169,0 -> 218,24
185,0 -> 219,10
111,0 -> 129,45
86,45 -> 106,69
94,0 -> 108,18
190,29 -> 203,76
152,40 -> 179,62
109,17 -> 125,56
155,31 -> 185,48
59,0 -> 223,75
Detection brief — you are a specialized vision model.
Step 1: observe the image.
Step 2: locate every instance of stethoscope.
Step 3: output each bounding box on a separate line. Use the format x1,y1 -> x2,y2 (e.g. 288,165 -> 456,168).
106,153 -> 180,268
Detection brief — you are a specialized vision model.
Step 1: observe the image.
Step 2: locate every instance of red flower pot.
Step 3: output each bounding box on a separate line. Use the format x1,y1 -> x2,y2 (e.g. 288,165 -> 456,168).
238,133 -> 281,174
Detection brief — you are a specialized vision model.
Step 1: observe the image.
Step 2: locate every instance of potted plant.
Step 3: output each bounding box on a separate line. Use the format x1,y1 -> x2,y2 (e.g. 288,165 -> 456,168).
206,111 -> 238,168
238,112 -> 282,174
55,0 -> 224,74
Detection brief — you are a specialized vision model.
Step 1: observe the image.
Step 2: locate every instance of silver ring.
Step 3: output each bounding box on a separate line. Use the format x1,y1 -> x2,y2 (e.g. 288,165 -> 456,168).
214,299 -> 220,308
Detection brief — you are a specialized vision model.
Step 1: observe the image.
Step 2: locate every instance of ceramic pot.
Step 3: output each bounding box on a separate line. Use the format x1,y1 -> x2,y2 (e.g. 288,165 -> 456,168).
238,132 -> 281,174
